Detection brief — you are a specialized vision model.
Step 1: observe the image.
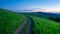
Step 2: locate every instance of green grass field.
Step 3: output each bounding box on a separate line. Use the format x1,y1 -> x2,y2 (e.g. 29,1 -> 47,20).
0,8 -> 60,34
31,16 -> 60,34
0,9 -> 25,34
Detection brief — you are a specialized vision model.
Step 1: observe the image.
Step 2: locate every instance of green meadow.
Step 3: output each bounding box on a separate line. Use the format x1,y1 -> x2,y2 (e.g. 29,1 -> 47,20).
0,8 -> 60,34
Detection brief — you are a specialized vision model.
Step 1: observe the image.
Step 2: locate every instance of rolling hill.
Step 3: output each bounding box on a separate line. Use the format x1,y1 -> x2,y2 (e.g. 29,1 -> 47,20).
22,12 -> 60,19
0,8 -> 25,34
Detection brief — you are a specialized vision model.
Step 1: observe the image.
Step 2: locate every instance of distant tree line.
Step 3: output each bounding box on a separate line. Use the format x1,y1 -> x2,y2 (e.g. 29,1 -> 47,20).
49,17 -> 60,23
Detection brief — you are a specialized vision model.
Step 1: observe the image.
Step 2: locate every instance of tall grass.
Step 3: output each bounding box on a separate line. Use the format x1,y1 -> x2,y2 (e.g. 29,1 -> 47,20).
0,9 -> 25,34
31,16 -> 60,34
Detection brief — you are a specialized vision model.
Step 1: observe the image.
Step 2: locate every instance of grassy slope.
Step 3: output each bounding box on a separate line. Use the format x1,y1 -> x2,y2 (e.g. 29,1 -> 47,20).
31,16 -> 60,34
0,9 -> 25,34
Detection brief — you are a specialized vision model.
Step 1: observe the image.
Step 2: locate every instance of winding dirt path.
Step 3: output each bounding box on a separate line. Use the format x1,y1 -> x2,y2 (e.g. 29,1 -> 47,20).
14,18 -> 28,34
14,17 -> 33,34
26,17 -> 33,34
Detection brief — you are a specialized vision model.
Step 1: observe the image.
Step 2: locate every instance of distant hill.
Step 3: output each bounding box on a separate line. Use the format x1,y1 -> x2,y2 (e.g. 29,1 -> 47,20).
56,13 -> 60,16
22,12 -> 60,18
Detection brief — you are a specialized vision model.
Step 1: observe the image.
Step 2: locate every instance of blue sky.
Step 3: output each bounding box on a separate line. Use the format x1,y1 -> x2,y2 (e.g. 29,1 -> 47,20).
0,0 -> 60,12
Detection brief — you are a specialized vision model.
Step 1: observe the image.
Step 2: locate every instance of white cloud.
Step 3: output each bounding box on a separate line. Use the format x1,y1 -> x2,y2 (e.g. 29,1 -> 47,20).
32,8 -> 60,13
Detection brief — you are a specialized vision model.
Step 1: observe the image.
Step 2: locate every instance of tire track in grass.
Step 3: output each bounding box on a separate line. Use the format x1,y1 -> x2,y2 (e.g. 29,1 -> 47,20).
14,18 -> 28,34
26,16 -> 34,34
14,16 -> 34,34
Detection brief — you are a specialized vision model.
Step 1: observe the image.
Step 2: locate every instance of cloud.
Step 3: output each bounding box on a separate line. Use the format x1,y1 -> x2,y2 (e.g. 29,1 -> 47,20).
16,8 -> 60,13
32,8 -> 46,12
32,8 -> 60,13
16,9 -> 33,12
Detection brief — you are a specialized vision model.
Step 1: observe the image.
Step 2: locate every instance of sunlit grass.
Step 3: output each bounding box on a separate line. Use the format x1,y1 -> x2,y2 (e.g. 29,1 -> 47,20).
31,16 -> 60,34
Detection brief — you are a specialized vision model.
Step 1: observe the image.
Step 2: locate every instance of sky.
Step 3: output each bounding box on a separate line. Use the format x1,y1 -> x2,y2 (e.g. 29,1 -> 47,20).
0,0 -> 60,13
